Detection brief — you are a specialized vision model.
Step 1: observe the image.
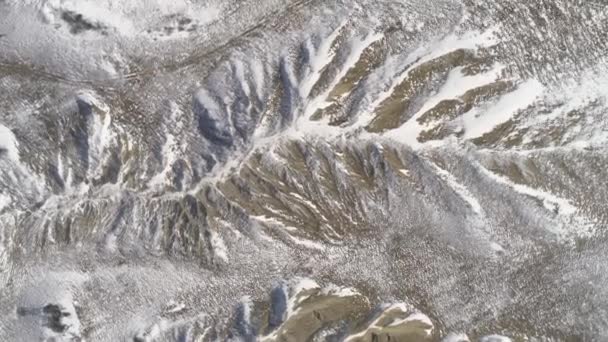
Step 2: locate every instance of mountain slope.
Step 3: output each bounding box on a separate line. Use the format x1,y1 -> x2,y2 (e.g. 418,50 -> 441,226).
1,0 -> 608,340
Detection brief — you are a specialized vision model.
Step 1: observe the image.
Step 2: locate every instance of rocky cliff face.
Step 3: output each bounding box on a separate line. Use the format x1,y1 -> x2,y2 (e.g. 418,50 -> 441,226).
1,0 -> 607,341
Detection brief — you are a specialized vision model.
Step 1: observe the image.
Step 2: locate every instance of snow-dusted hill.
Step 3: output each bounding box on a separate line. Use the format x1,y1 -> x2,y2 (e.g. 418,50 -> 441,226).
1,0 -> 608,341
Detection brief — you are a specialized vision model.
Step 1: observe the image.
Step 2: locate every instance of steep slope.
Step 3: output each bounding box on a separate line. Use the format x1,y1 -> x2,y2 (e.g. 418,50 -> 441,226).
1,0 -> 608,341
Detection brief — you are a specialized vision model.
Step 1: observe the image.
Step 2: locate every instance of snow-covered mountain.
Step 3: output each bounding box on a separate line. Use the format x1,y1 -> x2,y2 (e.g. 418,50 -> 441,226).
1,0 -> 608,340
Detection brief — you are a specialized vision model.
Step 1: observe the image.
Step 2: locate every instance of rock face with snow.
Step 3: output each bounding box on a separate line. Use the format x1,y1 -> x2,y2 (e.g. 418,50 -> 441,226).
1,0 -> 608,341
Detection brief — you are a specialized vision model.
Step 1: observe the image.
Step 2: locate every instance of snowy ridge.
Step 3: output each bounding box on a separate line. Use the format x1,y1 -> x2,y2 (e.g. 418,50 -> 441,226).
1,0 -> 608,341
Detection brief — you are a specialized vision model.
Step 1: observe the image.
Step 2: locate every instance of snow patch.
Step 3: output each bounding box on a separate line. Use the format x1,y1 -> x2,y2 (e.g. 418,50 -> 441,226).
0,194 -> 10,211
480,335 -> 512,342
389,312 -> 431,326
252,214 -> 326,251
398,169 -> 411,176
165,301 -> 186,314
489,242 -> 504,252
288,234 -> 326,251
287,277 -> 320,315
461,79 -> 544,139
429,162 -> 483,216
0,124 -> 20,161
209,231 -> 229,263
320,284 -> 360,298
104,233 -> 118,252
419,65 -> 504,122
